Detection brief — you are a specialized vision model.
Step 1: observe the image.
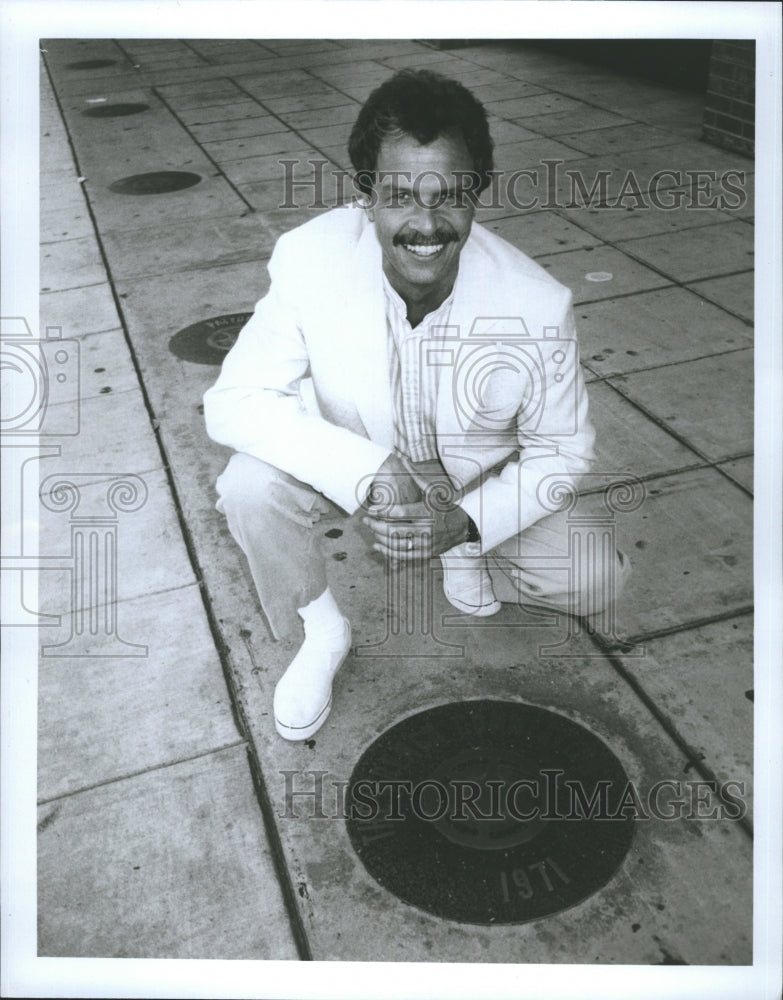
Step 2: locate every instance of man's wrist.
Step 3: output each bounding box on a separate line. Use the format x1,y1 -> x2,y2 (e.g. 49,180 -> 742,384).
365,451 -> 422,508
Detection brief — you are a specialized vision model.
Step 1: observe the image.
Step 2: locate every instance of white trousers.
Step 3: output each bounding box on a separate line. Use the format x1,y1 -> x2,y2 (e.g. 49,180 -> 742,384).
216,452 -> 631,640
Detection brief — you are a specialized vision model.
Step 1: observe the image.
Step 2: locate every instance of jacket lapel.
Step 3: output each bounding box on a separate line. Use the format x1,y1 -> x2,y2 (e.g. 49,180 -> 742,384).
435,230 -> 487,441
435,229 -> 521,485
337,219 -> 515,463
341,220 -> 395,450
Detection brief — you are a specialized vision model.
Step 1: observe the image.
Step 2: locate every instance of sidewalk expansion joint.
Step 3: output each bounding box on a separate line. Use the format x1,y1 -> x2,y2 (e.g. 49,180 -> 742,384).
583,343 -> 753,384
175,40 -> 214,66
42,57 -> 315,959
244,745 -> 313,961
587,629 -> 754,841
107,38 -> 138,70
42,53 -> 251,742
582,344 -> 753,382
600,378 -> 754,498
148,83 -> 258,215
559,207 -> 755,327
539,221 -> 749,263
36,739 -> 249,807
573,282 -> 677,307
577,459 -> 719,497
110,254 -> 272,283
57,322 -> 129,341
228,75 -> 355,169
622,603 -> 753,646
398,45 -> 708,157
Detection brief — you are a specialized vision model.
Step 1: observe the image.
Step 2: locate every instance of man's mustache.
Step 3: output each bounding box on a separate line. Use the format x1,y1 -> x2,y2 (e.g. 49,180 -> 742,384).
393,230 -> 459,247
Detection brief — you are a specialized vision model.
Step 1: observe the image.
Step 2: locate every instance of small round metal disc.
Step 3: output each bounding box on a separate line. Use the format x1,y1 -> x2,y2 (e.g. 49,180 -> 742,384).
83,103 -> 150,118
108,171 -> 202,195
168,313 -> 253,365
66,59 -> 117,70
346,700 -> 635,925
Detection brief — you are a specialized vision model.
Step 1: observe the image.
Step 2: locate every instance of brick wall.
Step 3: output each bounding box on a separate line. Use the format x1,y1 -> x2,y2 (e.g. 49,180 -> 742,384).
702,41 -> 755,158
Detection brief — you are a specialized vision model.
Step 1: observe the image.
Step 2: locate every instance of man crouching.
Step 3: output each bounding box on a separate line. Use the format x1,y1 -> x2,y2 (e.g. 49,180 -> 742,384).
204,69 -> 629,740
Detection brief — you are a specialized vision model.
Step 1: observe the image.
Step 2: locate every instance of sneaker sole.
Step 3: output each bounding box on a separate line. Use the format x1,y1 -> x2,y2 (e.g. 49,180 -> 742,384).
275,693 -> 333,741
273,630 -> 351,741
444,594 -> 502,617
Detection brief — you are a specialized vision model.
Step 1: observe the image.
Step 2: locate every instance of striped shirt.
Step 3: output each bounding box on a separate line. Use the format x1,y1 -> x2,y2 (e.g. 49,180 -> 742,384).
383,274 -> 455,464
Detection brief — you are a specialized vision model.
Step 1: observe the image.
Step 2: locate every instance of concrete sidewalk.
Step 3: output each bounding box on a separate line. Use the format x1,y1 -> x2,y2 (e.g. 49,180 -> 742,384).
36,38 -> 753,964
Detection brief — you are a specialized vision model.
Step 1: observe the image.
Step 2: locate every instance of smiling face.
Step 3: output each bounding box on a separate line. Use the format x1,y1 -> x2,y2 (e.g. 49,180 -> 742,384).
368,131 -> 476,313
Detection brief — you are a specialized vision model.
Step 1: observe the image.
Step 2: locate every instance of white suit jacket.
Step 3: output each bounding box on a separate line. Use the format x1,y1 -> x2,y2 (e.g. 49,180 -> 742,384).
204,204 -> 595,554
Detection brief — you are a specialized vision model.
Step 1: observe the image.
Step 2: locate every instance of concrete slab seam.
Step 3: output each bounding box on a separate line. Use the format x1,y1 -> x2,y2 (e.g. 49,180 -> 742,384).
244,745 -> 314,961
576,455 -> 752,499
227,75 -> 357,176
43,49 -> 313,961
400,45 -> 705,149
544,204 -> 755,326
36,739 -> 249,807
598,378 -> 754,498
41,51 -> 250,744
582,342 -> 754,384
587,631 -> 754,841
621,603 -> 754,647
150,83 -> 258,214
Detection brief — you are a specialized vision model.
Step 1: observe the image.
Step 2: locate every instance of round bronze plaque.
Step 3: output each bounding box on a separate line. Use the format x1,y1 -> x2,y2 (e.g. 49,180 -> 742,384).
346,700 -> 635,924
168,313 -> 253,365
109,171 -> 202,195
83,103 -> 150,118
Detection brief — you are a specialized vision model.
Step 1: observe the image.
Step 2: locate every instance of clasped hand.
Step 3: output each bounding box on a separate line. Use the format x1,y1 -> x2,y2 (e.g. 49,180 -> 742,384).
360,453 -> 470,561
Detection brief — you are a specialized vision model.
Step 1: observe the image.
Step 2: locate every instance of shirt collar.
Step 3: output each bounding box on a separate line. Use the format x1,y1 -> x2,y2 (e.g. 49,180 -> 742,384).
382,272 -> 456,331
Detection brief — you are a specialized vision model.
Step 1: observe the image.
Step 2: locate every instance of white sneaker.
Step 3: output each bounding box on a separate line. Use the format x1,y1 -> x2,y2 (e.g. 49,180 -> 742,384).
440,541 -> 502,617
273,618 -> 352,740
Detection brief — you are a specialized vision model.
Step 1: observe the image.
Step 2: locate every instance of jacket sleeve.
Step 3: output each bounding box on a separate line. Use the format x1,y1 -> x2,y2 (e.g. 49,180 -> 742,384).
457,294 -> 596,553
203,236 -> 391,513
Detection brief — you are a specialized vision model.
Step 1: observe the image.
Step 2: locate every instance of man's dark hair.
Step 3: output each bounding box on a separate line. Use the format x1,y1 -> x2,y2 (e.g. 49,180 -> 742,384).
348,69 -> 494,198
